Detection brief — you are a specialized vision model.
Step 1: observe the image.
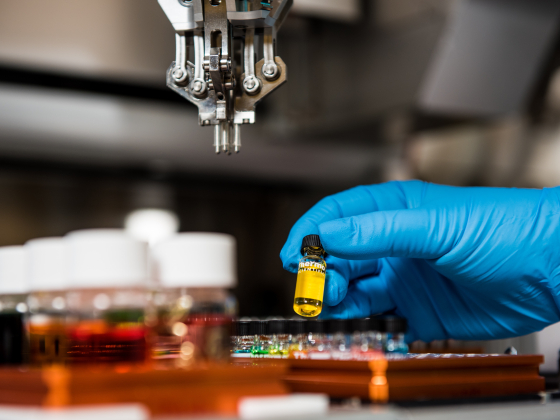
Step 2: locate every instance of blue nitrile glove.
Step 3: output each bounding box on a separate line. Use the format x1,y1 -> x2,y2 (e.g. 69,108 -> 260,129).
280,180 -> 560,342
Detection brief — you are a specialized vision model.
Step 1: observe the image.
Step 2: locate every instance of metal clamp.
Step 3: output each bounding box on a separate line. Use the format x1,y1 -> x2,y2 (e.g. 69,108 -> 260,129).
214,121 -> 233,155
233,123 -> 241,153
203,0 -> 231,116
262,27 -> 280,81
173,33 -> 189,84
158,0 -> 293,155
243,28 -> 261,95
190,31 -> 207,97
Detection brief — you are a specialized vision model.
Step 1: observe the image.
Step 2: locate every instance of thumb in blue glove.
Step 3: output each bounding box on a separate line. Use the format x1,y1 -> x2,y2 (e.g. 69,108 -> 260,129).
280,181 -> 560,342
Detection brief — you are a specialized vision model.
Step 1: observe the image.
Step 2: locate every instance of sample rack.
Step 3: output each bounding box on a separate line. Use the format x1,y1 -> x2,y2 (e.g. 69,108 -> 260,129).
234,354 -> 545,402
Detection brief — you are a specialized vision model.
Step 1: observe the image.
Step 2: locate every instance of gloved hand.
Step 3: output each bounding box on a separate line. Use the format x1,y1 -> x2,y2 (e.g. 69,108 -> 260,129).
280,180 -> 560,342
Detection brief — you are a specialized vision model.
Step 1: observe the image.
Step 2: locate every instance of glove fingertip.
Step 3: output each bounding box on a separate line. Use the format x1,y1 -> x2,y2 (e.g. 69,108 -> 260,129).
280,247 -> 299,274
318,219 -> 357,258
323,282 -> 339,306
323,271 -> 347,306
318,219 -> 347,241
281,260 -> 298,274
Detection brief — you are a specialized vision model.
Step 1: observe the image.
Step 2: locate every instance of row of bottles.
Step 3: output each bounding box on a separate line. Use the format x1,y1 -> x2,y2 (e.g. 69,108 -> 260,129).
231,316 -> 408,360
0,230 -> 237,367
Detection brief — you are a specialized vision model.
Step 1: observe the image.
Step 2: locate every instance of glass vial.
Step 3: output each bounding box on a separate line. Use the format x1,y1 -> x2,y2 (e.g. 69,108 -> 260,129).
64,230 -> 150,364
26,238 -> 68,366
0,246 -> 29,365
151,233 -> 237,366
267,319 -> 289,358
350,318 -> 382,360
251,320 -> 269,358
307,320 -> 329,360
383,316 -> 408,355
293,235 -> 326,317
288,319 -> 308,359
231,320 -> 252,357
328,319 -> 351,360
370,316 -> 384,353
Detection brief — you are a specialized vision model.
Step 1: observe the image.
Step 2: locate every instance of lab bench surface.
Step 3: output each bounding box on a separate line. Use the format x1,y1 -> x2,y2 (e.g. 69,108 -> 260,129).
158,397 -> 560,420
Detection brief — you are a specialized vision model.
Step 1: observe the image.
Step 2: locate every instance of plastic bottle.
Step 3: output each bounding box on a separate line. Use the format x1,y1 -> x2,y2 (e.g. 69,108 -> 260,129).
288,319 -> 308,359
231,320 -> 252,358
307,319 -> 328,360
267,319 -> 289,358
293,235 -> 326,317
250,320 -> 269,358
64,229 -> 150,364
327,319 -> 351,360
0,246 -> 28,365
383,316 -> 408,356
26,238 -> 67,365
151,233 -> 237,365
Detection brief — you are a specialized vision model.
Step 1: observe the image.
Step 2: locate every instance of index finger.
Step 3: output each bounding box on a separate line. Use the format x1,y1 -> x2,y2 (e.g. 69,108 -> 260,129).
280,181 -> 422,272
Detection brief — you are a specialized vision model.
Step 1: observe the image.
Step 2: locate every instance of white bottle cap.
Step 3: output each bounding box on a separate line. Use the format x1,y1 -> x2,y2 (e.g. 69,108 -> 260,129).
65,229 -> 149,289
153,233 -> 237,288
0,246 -> 28,294
25,237 -> 67,292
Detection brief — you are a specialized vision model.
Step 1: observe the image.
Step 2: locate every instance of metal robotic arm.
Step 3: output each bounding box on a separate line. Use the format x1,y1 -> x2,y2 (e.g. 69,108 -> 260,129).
157,0 -> 292,154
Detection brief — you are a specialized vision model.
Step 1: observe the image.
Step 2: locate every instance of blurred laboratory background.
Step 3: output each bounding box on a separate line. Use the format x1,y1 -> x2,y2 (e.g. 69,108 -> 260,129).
2,0 -> 560,370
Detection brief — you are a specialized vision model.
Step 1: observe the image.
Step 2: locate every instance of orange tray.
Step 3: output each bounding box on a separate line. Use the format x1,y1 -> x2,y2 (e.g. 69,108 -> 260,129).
234,354 -> 544,402
0,363 -> 288,417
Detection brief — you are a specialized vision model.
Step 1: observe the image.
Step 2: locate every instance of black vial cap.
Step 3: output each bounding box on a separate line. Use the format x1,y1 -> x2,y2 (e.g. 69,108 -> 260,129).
383,316 -> 407,334
268,319 -> 287,335
251,320 -> 268,336
351,318 -> 371,333
289,319 -> 307,335
327,319 -> 350,334
300,234 -> 323,255
234,320 -> 251,336
369,316 -> 383,333
308,320 -> 326,334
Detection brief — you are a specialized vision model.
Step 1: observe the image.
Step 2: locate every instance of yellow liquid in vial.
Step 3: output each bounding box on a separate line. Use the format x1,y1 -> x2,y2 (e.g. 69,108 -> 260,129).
294,268 -> 325,317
